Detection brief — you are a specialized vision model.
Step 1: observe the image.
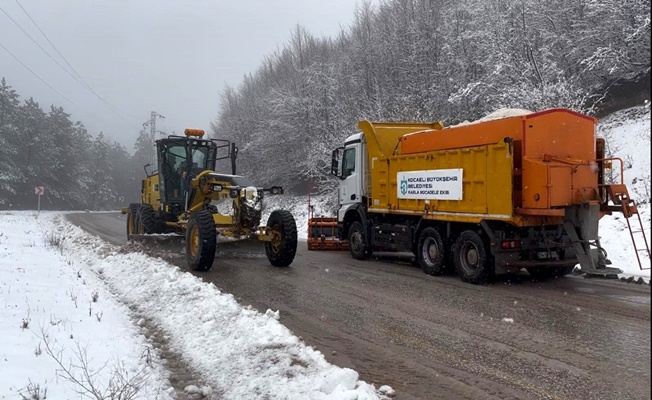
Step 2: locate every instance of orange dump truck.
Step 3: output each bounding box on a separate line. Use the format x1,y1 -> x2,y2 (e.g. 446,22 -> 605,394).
313,108 -> 649,283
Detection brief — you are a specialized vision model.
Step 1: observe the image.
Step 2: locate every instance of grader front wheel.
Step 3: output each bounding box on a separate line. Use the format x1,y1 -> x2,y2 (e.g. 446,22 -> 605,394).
185,210 -> 217,271
265,210 -> 297,267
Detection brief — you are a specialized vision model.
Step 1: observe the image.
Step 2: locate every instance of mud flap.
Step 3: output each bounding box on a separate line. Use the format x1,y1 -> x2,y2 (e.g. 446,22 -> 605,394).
564,204 -> 622,278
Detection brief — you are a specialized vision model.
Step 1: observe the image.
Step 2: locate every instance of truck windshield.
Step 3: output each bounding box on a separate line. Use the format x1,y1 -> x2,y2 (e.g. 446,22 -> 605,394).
342,147 -> 356,178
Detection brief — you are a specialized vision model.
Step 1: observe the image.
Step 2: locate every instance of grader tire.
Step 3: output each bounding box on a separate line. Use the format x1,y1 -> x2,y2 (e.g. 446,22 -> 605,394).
265,210 -> 297,267
139,204 -> 157,234
185,210 -> 217,271
126,203 -> 140,240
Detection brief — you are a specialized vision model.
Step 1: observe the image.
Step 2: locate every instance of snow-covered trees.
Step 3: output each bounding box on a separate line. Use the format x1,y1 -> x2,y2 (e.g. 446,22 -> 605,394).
0,79 -> 141,210
211,0 -> 650,193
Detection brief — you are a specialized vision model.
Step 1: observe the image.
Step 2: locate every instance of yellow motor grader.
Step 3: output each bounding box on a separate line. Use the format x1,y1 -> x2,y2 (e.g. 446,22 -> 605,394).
123,128 -> 297,271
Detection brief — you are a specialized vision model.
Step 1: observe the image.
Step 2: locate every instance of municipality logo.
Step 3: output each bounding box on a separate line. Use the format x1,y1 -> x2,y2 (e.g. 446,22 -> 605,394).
400,177 -> 408,195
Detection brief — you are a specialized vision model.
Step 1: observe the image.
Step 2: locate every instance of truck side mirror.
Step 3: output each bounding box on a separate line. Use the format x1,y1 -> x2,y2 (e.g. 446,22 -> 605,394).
331,148 -> 342,177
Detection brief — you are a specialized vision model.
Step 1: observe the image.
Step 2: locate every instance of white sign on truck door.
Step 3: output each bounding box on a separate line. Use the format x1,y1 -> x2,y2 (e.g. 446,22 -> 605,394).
397,169 -> 463,200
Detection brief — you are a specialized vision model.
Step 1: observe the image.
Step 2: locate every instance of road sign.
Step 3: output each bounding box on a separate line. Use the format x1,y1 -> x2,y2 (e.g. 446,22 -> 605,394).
35,186 -> 44,213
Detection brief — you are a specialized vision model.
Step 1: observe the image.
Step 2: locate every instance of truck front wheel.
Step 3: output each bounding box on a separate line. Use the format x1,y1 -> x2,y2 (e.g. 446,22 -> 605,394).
348,221 -> 370,260
418,227 -> 446,276
454,230 -> 494,283
185,210 -> 217,272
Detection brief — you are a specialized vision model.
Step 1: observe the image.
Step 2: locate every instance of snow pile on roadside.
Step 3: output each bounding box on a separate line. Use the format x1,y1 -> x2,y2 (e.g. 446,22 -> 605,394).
597,103 -> 651,279
0,212 -> 174,399
44,213 -> 389,399
262,192 -> 337,240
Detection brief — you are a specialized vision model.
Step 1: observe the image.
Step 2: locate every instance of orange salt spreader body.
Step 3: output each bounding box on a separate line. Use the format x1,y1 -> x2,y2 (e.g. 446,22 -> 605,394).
397,109 -> 602,214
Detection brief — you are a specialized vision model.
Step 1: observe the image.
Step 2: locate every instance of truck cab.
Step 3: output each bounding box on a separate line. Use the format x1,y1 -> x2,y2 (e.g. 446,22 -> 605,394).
333,133 -> 366,222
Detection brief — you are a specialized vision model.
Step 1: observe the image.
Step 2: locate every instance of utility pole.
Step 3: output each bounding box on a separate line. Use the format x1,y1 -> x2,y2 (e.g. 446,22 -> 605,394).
142,111 -> 165,164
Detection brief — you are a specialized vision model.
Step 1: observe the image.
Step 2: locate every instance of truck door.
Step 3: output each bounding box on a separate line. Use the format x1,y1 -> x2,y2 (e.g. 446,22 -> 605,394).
338,143 -> 362,219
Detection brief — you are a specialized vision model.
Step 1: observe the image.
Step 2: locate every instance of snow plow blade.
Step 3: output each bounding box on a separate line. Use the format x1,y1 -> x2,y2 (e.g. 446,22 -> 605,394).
128,234 -> 266,258
308,217 -> 348,251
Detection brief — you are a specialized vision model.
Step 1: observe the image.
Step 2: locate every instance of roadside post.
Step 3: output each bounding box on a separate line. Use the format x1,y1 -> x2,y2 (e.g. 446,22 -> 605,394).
35,186 -> 44,213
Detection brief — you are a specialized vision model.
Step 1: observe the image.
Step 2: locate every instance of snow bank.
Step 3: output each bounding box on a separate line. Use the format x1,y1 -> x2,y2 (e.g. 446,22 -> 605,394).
0,211 -> 173,399
43,214 -> 388,400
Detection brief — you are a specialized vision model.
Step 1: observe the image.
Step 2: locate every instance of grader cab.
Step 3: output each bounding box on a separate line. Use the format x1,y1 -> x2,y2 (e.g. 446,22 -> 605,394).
124,128 -> 298,271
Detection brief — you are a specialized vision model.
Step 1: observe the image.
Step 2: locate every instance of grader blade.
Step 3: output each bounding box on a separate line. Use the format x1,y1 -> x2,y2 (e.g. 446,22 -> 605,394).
128,233 -> 185,253
128,233 -> 265,258
215,236 -> 266,258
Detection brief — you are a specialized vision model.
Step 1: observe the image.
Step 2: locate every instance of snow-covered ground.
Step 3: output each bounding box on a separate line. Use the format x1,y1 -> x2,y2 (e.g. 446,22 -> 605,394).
0,105 -> 648,399
0,212 -> 391,399
597,103 -> 651,279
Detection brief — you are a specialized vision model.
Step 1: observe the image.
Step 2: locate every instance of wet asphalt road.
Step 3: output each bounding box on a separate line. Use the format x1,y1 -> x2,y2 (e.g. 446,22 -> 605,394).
67,212 -> 651,400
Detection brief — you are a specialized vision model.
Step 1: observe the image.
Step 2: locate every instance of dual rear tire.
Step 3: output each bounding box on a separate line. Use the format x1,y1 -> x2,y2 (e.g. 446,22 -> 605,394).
126,203 -> 158,240
416,228 -> 493,283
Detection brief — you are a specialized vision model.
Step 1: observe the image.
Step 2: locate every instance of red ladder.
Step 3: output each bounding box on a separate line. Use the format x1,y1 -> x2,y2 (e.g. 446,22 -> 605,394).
606,185 -> 651,270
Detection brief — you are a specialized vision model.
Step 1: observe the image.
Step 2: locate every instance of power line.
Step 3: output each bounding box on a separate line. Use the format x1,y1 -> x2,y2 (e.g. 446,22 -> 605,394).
0,6 -> 82,87
1,40 -> 144,135
14,0 -> 89,88
2,3 -> 139,127
0,41 -> 77,106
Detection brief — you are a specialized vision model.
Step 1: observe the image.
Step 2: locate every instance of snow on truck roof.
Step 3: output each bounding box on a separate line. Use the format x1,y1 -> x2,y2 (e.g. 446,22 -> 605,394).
345,132 -> 362,145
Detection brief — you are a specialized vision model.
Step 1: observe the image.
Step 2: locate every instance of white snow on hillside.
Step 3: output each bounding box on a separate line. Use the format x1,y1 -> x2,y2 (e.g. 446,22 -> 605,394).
0,212 -> 389,400
597,104 -> 651,278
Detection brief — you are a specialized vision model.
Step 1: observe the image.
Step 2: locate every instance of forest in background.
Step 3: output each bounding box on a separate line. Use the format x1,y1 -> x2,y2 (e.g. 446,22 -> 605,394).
0,78 -> 153,209
212,0 -> 650,191
1,0 -> 650,209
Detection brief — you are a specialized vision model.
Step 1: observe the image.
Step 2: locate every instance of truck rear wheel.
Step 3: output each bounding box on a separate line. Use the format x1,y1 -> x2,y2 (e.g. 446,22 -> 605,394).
418,227 -> 446,276
454,230 -> 494,283
348,221 -> 370,260
185,210 -> 217,271
265,210 -> 298,267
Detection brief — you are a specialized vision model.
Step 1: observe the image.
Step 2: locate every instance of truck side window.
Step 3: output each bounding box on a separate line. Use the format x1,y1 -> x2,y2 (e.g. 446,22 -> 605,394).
342,148 -> 356,178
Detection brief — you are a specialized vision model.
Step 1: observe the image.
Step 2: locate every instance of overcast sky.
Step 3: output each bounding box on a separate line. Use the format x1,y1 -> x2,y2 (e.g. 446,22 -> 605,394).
0,0 -> 373,148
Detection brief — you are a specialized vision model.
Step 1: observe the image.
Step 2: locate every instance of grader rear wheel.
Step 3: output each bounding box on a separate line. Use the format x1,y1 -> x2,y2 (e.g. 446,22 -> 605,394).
185,210 -> 217,271
265,210 -> 297,267
138,204 -> 158,234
